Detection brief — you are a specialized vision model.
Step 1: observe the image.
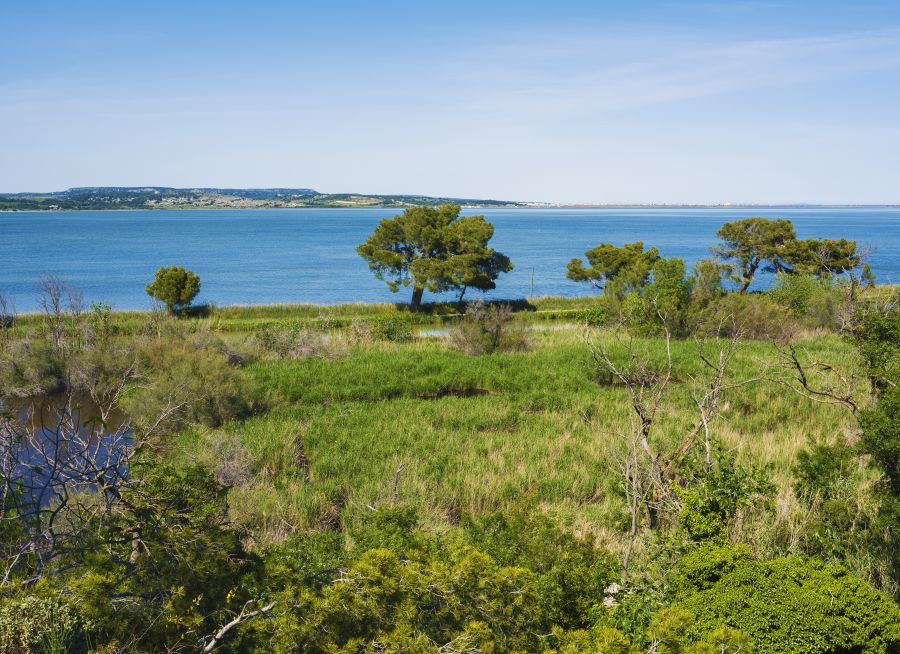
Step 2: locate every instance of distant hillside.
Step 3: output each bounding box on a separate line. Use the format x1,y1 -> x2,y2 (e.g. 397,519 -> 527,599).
0,187 -> 523,211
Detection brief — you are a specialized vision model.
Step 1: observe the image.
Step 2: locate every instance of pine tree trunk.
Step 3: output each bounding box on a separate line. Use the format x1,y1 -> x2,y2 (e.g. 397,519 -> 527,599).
411,286 -> 425,312
738,258 -> 760,294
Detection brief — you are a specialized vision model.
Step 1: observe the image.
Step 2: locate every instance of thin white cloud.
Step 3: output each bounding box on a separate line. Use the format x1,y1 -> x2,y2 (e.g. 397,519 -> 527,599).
445,28 -> 900,117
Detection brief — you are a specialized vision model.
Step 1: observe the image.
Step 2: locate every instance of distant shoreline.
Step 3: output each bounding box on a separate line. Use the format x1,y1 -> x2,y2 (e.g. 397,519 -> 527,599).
3,204 -> 900,213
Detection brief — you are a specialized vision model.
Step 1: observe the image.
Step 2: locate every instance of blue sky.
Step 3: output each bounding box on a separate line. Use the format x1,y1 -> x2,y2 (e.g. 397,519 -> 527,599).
2,0 -> 900,203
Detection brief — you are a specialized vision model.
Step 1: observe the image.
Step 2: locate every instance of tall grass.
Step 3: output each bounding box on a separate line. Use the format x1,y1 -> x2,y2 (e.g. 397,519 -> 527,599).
169,327 -> 860,546
4,295 -> 611,339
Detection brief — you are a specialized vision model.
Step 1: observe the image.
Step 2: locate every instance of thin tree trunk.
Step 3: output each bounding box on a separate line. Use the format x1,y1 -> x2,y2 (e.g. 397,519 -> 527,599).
738,259 -> 760,294
410,286 -> 425,312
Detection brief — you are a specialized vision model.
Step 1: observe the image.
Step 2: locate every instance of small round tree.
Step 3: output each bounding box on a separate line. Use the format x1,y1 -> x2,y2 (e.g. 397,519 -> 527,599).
146,265 -> 201,314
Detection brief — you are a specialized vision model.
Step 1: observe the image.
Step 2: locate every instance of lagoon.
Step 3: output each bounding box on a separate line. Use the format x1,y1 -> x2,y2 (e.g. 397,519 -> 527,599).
2,207 -> 899,312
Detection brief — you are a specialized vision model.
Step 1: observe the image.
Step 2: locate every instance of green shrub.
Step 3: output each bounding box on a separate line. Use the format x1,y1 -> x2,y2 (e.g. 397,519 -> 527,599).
0,595 -> 92,654
689,258 -> 727,306
697,292 -> 798,339
254,321 -> 344,359
366,314 -> 416,342
676,451 -> 774,542
145,265 -> 201,314
676,486 -> 726,542
125,338 -> 255,431
620,257 -> 693,336
272,546 -> 544,654
793,441 -> 855,501
348,505 -> 428,556
264,530 -> 347,590
769,273 -> 842,329
449,301 -> 528,355
672,544 -> 900,653
462,504 -> 617,630
852,306 -> 900,391
573,304 -> 609,327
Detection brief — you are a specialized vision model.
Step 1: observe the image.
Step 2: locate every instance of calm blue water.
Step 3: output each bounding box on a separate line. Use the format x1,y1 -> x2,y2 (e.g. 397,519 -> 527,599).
1,207 -> 898,311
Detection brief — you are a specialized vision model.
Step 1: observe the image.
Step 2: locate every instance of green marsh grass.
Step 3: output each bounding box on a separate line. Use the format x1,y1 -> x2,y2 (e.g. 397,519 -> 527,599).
168,326 -> 861,547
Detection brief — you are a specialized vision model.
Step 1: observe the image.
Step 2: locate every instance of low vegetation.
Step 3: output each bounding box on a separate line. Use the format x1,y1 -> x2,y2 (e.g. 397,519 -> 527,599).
0,214 -> 897,653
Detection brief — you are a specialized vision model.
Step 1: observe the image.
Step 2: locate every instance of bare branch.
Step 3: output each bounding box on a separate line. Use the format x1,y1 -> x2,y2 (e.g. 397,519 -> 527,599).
200,601 -> 276,653
768,339 -> 861,416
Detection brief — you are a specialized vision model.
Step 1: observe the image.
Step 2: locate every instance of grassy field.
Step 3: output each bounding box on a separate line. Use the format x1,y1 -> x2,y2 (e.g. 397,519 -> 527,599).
6,294 -> 608,337
163,321 -> 861,548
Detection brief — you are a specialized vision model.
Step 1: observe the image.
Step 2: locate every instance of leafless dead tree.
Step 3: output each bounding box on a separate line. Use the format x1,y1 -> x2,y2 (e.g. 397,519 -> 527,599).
36,275 -> 85,351
591,313 -> 754,574
0,390 -> 141,585
37,275 -> 67,350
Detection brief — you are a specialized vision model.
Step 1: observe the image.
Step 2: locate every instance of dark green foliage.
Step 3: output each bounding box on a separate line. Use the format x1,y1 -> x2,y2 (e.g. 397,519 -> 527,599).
356,204 -> 512,310
858,384 -> 900,587
271,546 -> 542,654
145,265 -> 201,314
786,237 -> 860,278
794,441 -> 855,501
623,257 -> 693,335
567,241 -> 660,297
81,462 -> 261,651
349,506 -> 429,556
853,306 -> 900,560
712,218 -> 796,292
0,461 -> 262,653
676,452 -> 774,542
860,387 -> 900,497
851,306 -> 900,391
862,262 -> 877,287
264,530 -> 347,591
462,503 -> 617,629
713,217 -> 862,294
671,544 -> 900,653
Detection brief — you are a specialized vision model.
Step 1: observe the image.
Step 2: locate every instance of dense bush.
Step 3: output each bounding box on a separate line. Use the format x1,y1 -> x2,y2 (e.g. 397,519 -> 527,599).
572,303 -> 609,326
621,257 -> 693,335
852,305 -> 900,390
768,273 -> 843,329
462,503 -> 617,630
0,596 -> 92,654
671,544 -> 900,653
696,292 -> 798,339
254,321 -> 345,359
145,265 -> 201,314
270,546 -> 543,654
0,337 -> 66,398
125,335 -> 256,431
366,313 -> 416,342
